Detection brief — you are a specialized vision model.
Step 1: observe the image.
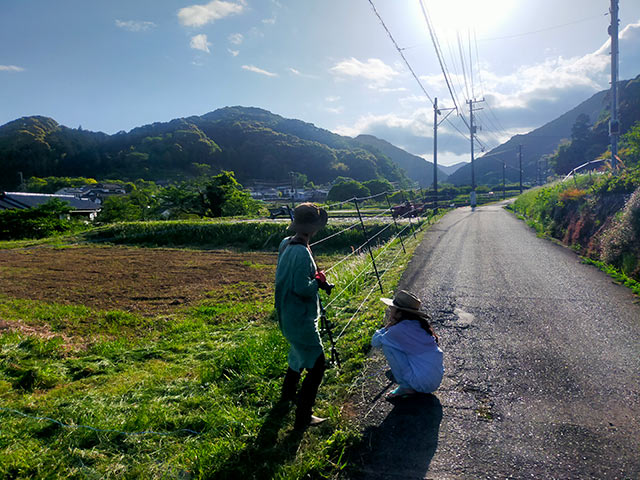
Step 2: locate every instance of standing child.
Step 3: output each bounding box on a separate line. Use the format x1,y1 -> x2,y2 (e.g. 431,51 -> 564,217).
372,290 -> 444,400
275,203 -> 332,429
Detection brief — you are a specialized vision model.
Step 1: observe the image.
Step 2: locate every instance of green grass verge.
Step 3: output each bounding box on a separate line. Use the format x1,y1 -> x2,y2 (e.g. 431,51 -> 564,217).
580,257 -> 640,297
0,212 -> 442,479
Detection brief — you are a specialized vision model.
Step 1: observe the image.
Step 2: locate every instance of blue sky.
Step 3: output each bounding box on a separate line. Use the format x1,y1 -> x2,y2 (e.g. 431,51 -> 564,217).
1,0 -> 640,166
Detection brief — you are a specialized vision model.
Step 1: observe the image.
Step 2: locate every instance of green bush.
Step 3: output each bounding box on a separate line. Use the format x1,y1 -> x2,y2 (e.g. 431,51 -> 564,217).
0,199 -> 78,240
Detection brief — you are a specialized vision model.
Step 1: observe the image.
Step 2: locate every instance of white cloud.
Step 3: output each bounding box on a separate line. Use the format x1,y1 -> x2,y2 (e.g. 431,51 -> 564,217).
190,34 -> 211,53
178,0 -> 244,28
228,49 -> 240,57
115,19 -> 157,32
329,57 -> 399,87
262,17 -> 276,25
324,106 -> 344,114
288,67 -> 316,79
333,109 -> 469,158
374,86 -> 408,93
0,65 -> 24,72
326,96 -> 340,102
228,33 -> 244,45
242,64 -> 278,77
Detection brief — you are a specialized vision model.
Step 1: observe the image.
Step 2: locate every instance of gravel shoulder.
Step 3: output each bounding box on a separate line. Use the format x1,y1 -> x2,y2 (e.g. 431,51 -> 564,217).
343,203 -> 640,480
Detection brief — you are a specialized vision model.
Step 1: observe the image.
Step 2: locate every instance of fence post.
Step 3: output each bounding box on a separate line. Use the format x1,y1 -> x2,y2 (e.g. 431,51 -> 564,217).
354,199 -> 384,293
385,193 -> 406,254
407,210 -> 417,239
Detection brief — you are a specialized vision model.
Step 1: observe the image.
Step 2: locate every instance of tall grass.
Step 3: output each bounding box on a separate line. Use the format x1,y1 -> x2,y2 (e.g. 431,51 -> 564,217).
83,219 -> 399,253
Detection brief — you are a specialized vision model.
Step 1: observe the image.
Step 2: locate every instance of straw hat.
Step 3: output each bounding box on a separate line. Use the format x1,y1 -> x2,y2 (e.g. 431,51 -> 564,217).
381,290 -> 431,318
289,203 -> 328,234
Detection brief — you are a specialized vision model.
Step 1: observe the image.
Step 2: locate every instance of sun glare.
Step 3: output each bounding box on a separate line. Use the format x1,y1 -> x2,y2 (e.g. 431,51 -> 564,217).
425,0 -> 516,34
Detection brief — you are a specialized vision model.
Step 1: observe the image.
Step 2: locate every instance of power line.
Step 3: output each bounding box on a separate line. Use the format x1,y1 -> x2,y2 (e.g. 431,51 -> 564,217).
457,31 -> 471,102
478,13 -> 608,42
367,0 -> 435,106
418,0 -> 461,114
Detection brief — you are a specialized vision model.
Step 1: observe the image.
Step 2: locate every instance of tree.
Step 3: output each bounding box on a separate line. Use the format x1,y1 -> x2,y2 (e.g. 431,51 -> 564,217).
204,171 -> 260,217
159,171 -> 261,218
327,179 -> 370,201
363,178 -> 393,196
0,199 -> 74,240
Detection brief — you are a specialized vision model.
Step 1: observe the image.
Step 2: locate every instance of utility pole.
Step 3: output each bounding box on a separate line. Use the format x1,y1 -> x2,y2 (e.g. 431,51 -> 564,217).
289,171 -> 295,209
433,97 -> 439,211
609,0 -> 620,170
518,145 -> 523,194
467,98 -> 484,209
502,162 -> 506,199
432,97 -> 454,212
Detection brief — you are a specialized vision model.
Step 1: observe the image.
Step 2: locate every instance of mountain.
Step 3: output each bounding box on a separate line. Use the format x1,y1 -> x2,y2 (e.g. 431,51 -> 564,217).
447,75 -> 640,186
439,162 -> 467,176
0,107 -> 413,190
354,134 -> 448,187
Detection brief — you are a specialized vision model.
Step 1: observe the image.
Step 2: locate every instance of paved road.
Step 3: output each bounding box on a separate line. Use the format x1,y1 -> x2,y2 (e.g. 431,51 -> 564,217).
345,203 -> 640,479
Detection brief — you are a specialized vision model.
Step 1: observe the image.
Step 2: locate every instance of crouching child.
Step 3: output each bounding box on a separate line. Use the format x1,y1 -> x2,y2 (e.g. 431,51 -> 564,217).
372,290 -> 444,400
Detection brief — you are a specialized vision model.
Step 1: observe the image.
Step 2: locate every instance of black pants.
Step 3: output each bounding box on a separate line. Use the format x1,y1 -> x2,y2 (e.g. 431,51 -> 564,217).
281,353 -> 325,424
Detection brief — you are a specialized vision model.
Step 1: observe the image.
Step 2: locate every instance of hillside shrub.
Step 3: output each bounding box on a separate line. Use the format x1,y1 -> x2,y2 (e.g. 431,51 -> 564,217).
600,187 -> 640,278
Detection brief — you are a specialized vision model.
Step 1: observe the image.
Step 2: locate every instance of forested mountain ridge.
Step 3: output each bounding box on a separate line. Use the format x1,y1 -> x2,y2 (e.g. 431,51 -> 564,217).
447,75 -> 640,186
0,107 -> 416,190
354,134 -> 448,187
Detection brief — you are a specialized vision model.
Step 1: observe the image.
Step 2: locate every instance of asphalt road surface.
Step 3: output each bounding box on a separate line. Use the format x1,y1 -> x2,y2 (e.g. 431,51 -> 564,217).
345,202 -> 639,480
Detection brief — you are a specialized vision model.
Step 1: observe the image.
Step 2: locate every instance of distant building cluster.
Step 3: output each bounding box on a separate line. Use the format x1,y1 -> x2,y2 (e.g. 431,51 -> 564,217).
247,182 -> 328,202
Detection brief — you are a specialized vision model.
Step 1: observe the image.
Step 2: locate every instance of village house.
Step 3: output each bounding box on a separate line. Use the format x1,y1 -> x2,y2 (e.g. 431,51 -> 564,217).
54,183 -> 127,204
0,192 -> 102,220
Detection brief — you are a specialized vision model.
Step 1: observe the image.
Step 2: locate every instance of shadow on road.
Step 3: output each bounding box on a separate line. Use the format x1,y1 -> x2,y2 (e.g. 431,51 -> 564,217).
346,394 -> 443,479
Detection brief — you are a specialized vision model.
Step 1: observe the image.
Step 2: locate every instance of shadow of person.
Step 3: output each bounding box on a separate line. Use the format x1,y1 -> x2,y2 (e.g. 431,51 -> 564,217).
210,401 -> 304,480
347,393 -> 443,479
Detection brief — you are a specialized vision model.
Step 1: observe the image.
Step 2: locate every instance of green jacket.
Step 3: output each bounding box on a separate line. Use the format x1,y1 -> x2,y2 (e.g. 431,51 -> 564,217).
275,236 -> 323,371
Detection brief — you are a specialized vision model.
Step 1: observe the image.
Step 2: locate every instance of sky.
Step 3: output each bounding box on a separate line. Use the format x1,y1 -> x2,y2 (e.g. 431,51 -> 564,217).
1,0 -> 640,167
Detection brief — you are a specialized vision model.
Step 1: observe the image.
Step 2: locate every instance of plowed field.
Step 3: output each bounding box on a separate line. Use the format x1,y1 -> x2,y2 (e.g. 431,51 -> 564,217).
0,246 -> 277,315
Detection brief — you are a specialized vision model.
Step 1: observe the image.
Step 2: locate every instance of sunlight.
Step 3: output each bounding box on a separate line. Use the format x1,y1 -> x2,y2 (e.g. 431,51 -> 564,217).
424,0 -> 516,34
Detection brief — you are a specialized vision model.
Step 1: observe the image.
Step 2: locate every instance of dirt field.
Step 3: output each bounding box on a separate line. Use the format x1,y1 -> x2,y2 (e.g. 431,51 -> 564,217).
0,246 -> 278,315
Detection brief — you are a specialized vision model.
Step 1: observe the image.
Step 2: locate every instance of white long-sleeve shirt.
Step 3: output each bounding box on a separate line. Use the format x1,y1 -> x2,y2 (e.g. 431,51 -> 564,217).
372,319 -> 444,393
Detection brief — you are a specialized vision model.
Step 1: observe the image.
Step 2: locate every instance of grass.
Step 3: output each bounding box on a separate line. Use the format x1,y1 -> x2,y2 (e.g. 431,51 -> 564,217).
81,219 -> 402,254
580,257 -> 640,297
0,212 -> 442,479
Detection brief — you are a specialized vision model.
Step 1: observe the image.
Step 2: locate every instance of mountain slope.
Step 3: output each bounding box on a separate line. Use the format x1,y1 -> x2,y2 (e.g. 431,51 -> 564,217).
439,162 -> 467,176
447,75 -> 640,186
354,134 -> 448,187
0,107 -> 414,190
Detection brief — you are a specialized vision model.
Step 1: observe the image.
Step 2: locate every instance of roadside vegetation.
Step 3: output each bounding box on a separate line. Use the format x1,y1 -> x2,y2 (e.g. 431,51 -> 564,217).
0,207 -> 443,479
509,122 -> 640,284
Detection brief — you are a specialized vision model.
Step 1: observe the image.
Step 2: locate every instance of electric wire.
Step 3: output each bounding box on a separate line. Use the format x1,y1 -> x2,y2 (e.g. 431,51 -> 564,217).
478,13 -> 608,42
417,0 -> 461,114
367,0 -> 435,105
310,221 -> 360,247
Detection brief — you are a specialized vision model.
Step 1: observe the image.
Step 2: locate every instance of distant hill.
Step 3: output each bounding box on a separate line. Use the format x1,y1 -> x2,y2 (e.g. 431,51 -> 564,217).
0,107 -> 415,190
354,134 -> 448,187
447,75 -> 640,186
439,162 -> 467,176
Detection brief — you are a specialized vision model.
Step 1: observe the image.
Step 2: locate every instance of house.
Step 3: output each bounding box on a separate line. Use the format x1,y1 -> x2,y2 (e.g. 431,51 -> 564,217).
54,183 -> 127,204
0,192 -> 102,220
